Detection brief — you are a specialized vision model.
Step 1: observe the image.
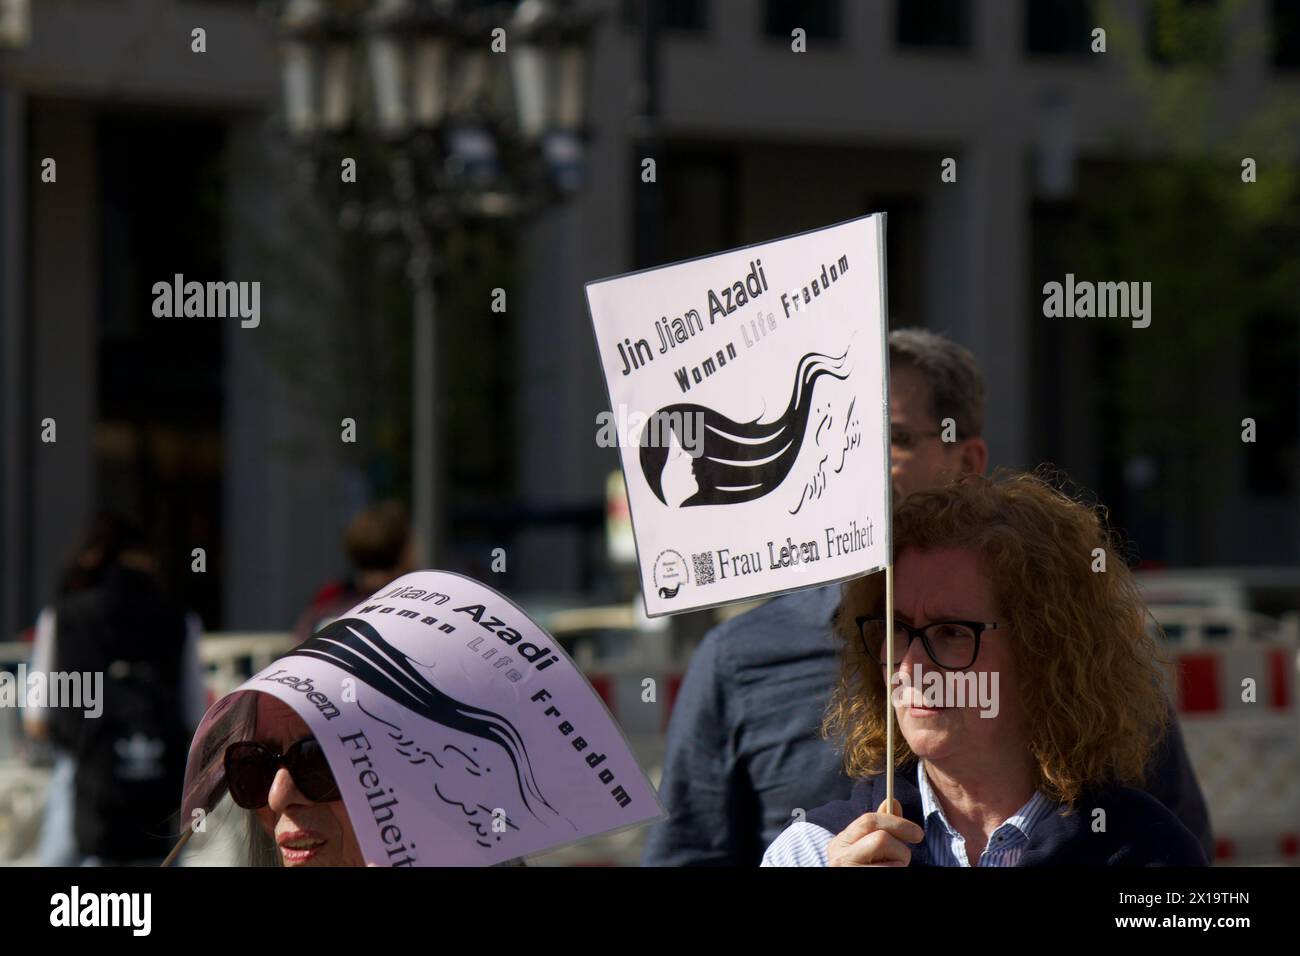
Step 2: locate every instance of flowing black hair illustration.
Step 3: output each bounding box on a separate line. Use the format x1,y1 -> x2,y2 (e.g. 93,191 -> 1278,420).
640,348 -> 851,507
288,618 -> 559,823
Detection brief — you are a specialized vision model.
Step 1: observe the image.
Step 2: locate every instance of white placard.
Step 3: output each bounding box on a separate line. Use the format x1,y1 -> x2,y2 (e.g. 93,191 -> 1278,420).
182,570 -> 661,865
585,214 -> 891,616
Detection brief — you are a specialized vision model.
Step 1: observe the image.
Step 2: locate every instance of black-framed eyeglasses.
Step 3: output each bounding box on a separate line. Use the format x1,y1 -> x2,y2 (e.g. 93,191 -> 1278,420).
223,737 -> 341,810
856,616 -> 999,670
889,425 -> 946,451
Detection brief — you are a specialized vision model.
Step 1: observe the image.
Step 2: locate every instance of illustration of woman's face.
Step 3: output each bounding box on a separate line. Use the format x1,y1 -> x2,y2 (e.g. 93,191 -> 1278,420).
659,428 -> 700,508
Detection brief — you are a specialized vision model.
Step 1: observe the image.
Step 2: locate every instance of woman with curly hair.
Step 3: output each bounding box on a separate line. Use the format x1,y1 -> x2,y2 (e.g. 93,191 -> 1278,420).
762,471 -> 1206,867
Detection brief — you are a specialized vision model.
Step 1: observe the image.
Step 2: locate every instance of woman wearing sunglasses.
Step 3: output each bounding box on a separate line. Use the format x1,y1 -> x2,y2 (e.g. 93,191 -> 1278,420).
179,666 -> 530,867
176,690 -> 364,867
762,472 -> 1207,867
222,693 -> 363,867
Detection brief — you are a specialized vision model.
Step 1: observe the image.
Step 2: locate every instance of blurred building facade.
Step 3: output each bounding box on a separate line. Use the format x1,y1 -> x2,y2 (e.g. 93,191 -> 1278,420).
2,0 -> 1298,640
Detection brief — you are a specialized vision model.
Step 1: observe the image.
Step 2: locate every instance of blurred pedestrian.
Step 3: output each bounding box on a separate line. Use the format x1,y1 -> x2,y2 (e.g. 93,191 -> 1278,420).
292,500 -> 416,644
24,512 -> 207,865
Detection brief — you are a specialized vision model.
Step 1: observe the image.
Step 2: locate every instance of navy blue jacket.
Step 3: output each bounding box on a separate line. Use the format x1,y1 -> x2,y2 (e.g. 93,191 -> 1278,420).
642,585 -> 1214,866
643,586 -> 850,866
806,759 -> 1208,866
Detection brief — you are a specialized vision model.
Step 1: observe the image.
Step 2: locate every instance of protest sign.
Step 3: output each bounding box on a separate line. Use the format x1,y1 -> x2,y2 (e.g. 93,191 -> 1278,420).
181,570 -> 661,866
586,214 -> 891,616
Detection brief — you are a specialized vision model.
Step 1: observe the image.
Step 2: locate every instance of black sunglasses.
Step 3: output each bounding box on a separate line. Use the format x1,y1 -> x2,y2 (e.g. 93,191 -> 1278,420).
223,737 -> 341,810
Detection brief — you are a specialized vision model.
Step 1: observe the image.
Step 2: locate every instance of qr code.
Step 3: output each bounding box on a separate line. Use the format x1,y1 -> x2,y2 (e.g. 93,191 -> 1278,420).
692,552 -> 716,586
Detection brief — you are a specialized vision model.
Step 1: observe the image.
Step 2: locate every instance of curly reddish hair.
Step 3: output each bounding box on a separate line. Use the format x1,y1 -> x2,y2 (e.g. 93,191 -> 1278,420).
823,469 -> 1172,807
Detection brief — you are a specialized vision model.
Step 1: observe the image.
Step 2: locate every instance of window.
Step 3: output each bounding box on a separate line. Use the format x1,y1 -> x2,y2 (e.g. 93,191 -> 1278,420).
1271,0 -> 1300,69
1244,312 -> 1299,497
861,193 -> 923,329
763,0 -> 842,43
1025,0 -> 1095,56
96,113 -> 227,627
896,0 -> 972,51
661,0 -> 708,31
1145,0 -> 1223,66
660,147 -> 738,264
621,0 -> 709,33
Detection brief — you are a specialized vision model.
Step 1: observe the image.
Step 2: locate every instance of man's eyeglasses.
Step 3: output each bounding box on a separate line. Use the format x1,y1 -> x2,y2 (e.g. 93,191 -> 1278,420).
856,616 -> 999,670
890,425 -> 946,451
224,737 -> 341,810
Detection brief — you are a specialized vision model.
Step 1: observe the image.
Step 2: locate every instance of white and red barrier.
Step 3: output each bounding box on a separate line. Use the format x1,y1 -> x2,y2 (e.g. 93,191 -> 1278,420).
584,669 -> 685,736
1155,606 -> 1300,865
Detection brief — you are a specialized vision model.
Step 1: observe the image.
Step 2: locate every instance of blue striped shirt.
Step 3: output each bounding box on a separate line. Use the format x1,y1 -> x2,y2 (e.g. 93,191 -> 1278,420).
914,762 -> 1055,866
761,762 -> 1055,867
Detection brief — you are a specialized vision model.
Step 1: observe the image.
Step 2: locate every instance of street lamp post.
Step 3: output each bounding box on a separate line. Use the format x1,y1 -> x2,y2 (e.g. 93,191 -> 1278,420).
0,0 -> 31,647
276,0 -> 600,567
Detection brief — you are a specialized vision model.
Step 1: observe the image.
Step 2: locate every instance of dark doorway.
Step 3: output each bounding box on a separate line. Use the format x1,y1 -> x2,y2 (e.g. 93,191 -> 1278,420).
96,112 -> 227,627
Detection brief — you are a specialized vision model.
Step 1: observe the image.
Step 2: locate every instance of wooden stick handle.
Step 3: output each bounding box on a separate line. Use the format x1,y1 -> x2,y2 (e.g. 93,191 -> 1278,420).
884,563 -> 895,810
160,825 -> 195,868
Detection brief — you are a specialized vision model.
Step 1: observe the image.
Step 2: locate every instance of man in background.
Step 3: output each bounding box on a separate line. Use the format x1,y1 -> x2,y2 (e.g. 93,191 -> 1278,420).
294,500 -> 416,644
642,328 -> 1212,866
